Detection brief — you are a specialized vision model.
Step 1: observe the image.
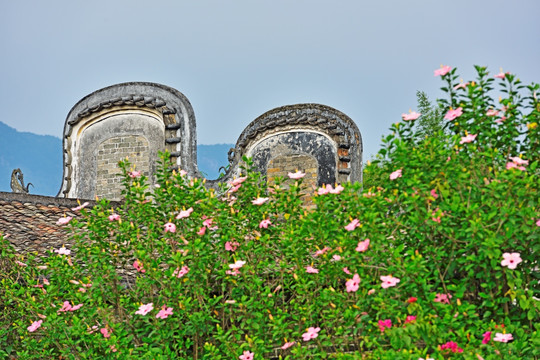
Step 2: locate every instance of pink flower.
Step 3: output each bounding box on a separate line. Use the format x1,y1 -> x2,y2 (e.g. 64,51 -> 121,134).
202,217 -> 215,228
494,72 -> 506,79
54,247 -> 71,256
367,289 -> 376,295
58,301 -> 83,313
332,254 -> 341,261
404,315 -> 416,324
229,260 -> 246,270
71,202 -> 89,211
302,327 -> 320,341
259,219 -> 272,229
378,319 -> 392,333
317,185 -> 331,195
434,65 -> 452,76
355,239 -> 370,252
306,266 -> 319,274
281,341 -> 296,350
226,269 -> 240,276
407,297 -> 417,303
197,226 -> 206,235
346,273 -> 360,292
434,293 -> 452,304
536,219 -> 540,227
225,241 -> 240,251
344,218 -> 360,231
380,275 -> 400,288
27,320 -> 43,332
173,265 -> 189,278
100,328 -> 111,338
493,333 -> 513,343
156,306 -> 174,319
440,341 -> 463,353
252,197 -> 269,205
430,189 -> 439,199
228,184 -> 241,193
239,351 -> 254,360
164,222 -> 176,233
179,169 -> 188,177
444,107 -> 463,121
501,252 -> 522,269
482,331 -> 492,344
402,111 -> 421,121
133,260 -> 146,273
56,216 -> 72,225
70,303 -> 83,311
314,247 -> 331,256
108,213 -> 120,221
176,207 -> 194,219
229,176 -> 247,186
288,171 -> 305,179
15,260 -> 28,267
486,109 -> 499,117
330,184 -> 344,194
135,303 -> 154,315
510,157 -> 528,166
389,169 -> 402,180
128,170 -> 141,178
454,82 -> 468,90
342,267 -> 351,275
460,134 -> 477,144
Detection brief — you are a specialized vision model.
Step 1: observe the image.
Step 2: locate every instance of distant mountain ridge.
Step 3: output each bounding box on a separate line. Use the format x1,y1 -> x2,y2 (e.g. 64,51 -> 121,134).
0,121 -> 233,196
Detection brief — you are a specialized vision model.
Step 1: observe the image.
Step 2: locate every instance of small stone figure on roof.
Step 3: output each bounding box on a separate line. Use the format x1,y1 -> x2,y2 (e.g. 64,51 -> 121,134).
10,168 -> 33,193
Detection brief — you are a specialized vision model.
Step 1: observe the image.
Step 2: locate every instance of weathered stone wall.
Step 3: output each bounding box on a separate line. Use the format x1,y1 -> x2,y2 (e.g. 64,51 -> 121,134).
96,135 -> 150,200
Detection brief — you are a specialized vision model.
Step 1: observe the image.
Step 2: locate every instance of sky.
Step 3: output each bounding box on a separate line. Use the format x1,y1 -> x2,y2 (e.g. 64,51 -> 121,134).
1,0 -> 539,160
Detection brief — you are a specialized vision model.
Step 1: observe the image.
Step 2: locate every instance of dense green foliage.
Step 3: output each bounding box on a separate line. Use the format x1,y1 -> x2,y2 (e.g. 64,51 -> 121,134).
1,66 -> 539,359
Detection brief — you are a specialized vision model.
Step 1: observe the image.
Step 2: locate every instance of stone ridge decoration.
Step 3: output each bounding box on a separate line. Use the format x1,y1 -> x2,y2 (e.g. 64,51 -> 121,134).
57,82 -> 362,200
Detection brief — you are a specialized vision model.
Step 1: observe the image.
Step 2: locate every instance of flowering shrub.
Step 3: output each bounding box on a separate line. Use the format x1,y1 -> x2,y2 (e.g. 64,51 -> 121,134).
1,66 -> 539,359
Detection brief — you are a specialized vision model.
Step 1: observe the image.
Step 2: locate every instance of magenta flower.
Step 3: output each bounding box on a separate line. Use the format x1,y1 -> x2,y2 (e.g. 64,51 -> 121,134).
460,134 -> 477,144
259,219 -> 272,229
346,273 -> 360,293
71,202 -> 89,211
229,260 -> 246,270
108,213 -> 120,221
135,303 -> 154,315
380,275 -> 400,288
252,197 -> 269,205
281,341 -> 296,350
306,266 -> 319,274
444,107 -> 463,121
355,239 -> 370,252
176,207 -> 194,219
482,331 -> 492,344
54,246 -> 71,256
239,351 -> 254,360
344,218 -> 360,231
493,333 -> 513,342
288,170 -> 305,179
389,169 -> 402,180
56,216 -> 72,225
27,320 -> 43,332
133,260 -> 146,273
225,241 -> 240,251
156,306 -> 174,319
501,252 -> 522,269
164,222 -> 176,233
128,170 -> 141,178
402,111 -> 421,121
173,265 -> 189,278
404,315 -> 416,324
378,319 -> 392,333
440,341 -> 463,353
434,293 -> 452,304
302,327 -> 320,341
434,65 -> 452,76
486,109 -> 499,117
100,327 -> 111,338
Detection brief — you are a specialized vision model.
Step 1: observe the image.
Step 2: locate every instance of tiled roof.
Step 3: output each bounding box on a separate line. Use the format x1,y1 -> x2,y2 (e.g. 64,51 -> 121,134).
0,192 -> 91,256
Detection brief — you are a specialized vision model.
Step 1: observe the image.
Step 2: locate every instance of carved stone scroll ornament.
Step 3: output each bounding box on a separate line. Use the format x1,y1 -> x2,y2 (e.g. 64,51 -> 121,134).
10,168 -> 33,193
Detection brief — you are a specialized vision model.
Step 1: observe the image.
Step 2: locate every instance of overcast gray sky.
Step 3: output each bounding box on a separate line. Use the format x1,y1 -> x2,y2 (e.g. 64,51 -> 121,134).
1,0 -> 539,159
